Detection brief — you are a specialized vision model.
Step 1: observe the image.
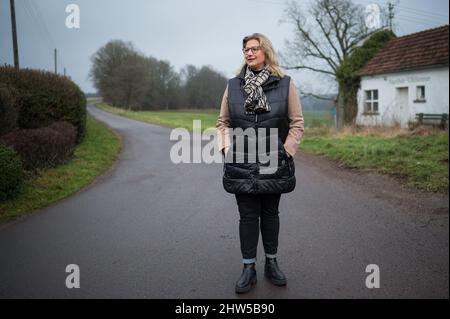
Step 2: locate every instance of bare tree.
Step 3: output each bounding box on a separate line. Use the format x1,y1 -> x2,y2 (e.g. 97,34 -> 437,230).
281,0 -> 389,126
89,40 -> 136,106
157,60 -> 179,110
90,41 -> 226,111
142,58 -> 181,110
182,65 -> 227,109
112,53 -> 150,110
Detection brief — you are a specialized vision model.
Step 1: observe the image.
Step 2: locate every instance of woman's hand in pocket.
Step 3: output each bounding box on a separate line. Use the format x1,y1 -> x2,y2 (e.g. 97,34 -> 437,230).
283,146 -> 292,159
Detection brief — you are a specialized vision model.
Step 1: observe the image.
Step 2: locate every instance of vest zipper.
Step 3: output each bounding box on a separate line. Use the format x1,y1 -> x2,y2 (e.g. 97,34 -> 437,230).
255,113 -> 258,165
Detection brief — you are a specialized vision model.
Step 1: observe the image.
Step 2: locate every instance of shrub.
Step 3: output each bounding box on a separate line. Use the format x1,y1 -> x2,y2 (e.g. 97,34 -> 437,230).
0,67 -> 86,144
0,82 -> 19,137
0,143 -> 23,201
0,121 -> 77,171
49,121 -> 77,159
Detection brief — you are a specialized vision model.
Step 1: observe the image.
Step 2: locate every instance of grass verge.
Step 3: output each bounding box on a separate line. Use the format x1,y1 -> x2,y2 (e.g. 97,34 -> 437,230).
96,103 -> 218,131
301,127 -> 449,193
95,103 -> 330,131
0,114 -> 121,224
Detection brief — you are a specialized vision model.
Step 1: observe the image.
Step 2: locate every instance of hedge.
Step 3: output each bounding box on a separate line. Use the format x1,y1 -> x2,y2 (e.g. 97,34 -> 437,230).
0,82 -> 18,136
0,67 -> 86,144
0,121 -> 77,172
0,143 -> 23,201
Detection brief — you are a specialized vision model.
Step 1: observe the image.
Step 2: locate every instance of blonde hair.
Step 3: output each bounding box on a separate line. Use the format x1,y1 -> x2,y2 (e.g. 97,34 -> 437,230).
236,33 -> 285,78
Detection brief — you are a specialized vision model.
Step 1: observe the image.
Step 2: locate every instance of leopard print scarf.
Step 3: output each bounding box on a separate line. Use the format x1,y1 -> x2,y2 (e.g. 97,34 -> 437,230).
243,65 -> 271,115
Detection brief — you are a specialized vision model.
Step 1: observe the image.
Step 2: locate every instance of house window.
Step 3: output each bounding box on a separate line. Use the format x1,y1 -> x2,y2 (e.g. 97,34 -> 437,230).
364,90 -> 379,113
415,86 -> 426,102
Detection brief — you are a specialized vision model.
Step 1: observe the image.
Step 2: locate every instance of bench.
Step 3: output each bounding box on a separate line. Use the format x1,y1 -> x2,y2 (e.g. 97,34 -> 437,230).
415,113 -> 449,128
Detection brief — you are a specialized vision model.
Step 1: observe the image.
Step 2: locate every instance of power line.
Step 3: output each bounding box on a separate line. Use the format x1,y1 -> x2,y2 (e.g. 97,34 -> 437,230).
395,7 -> 448,24
399,8 -> 448,22
397,13 -> 448,26
352,0 -> 447,32
353,0 -> 449,20
396,16 -> 441,28
397,4 -> 449,20
27,0 -> 56,49
22,1 -> 54,52
246,0 -> 286,6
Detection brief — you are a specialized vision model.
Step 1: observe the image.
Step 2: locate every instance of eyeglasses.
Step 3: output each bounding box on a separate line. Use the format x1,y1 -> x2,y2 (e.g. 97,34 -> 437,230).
242,46 -> 261,55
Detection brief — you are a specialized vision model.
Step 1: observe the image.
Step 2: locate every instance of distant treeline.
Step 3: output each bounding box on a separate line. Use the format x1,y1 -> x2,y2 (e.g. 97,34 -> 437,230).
89,40 -> 227,110
301,95 -> 334,112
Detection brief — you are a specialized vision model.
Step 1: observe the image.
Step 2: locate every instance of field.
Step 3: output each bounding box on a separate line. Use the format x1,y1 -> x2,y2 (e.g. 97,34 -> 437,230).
96,103 -> 332,130
95,103 -> 449,193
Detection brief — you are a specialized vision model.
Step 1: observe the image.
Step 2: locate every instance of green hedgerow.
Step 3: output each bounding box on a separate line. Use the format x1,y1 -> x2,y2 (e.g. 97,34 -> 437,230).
0,143 -> 23,200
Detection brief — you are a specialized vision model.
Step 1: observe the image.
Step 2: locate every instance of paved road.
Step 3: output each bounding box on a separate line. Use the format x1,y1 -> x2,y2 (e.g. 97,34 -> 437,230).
0,105 -> 448,298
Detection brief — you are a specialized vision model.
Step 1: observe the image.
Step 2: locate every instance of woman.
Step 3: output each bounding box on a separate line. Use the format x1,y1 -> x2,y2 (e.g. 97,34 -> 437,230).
216,33 -> 304,294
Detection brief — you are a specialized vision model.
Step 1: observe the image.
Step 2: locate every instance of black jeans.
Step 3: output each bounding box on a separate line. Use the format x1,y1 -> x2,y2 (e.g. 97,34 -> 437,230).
235,193 -> 282,260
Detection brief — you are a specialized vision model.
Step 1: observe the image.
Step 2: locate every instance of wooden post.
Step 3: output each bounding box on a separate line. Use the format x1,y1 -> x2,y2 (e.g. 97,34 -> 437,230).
54,48 -> 58,74
10,0 -> 19,69
418,113 -> 424,125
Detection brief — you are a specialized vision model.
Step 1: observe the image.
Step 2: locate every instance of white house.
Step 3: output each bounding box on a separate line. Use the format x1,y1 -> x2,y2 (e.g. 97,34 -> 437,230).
356,25 -> 449,128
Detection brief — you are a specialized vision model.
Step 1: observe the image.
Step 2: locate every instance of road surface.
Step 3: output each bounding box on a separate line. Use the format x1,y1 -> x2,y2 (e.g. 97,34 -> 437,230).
0,105 -> 448,298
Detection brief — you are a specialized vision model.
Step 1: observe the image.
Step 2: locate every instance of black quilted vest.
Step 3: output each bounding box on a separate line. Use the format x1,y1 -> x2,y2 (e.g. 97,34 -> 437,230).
222,67 -> 296,194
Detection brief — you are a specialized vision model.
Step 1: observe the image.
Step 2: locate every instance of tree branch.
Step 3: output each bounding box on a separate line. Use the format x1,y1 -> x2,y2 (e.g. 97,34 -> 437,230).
314,17 -> 341,67
293,18 -> 336,72
282,64 -> 335,76
324,2 -> 347,61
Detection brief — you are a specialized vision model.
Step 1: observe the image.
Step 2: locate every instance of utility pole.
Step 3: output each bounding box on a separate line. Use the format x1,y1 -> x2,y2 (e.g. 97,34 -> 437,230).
54,48 -> 57,74
64,67 -> 66,77
10,0 -> 19,69
388,2 -> 395,32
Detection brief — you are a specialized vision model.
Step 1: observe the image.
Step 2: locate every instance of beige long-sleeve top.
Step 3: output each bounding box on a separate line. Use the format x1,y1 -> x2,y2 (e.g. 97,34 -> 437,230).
216,79 -> 304,157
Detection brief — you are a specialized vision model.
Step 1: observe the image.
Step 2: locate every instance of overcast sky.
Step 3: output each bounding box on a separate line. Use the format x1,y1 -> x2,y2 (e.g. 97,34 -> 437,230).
1,0 -> 448,94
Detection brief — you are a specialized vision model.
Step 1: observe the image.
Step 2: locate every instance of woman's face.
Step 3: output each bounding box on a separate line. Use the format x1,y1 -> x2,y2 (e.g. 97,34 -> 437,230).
244,39 -> 266,71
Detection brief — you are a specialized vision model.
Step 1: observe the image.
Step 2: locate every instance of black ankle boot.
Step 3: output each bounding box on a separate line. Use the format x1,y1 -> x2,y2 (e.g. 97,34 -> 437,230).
265,258 -> 287,286
235,263 -> 257,294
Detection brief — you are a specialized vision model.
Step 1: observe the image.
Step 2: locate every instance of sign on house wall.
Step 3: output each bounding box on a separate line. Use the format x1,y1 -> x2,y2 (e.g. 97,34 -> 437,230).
388,76 -> 431,85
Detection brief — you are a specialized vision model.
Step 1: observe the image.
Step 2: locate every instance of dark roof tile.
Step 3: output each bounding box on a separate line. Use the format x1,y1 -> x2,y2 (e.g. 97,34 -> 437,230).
359,25 -> 449,76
